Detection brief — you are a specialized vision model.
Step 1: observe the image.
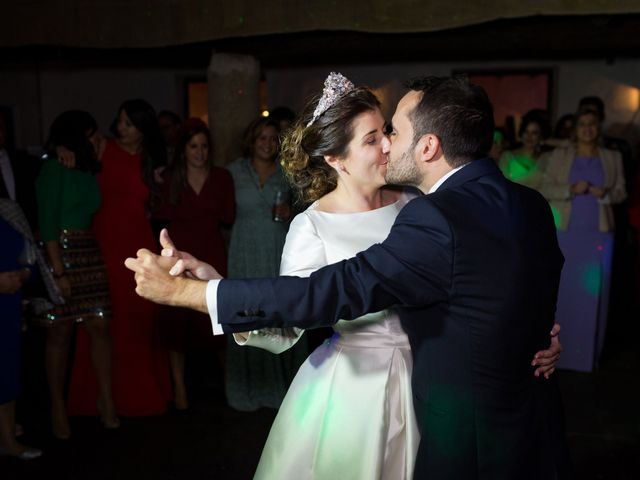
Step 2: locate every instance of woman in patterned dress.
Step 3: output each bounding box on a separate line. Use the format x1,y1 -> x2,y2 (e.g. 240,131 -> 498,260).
36,110 -> 117,439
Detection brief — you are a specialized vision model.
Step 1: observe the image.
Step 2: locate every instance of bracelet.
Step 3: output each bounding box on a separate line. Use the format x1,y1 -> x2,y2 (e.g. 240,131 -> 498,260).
53,271 -> 66,279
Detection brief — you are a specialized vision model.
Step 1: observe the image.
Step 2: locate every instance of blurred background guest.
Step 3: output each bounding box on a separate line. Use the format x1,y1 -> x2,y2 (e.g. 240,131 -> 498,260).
36,110 -> 117,439
154,119 -> 235,410
578,96 -> 634,191
578,95 -> 637,354
0,199 -> 41,459
225,117 -> 306,411
268,106 -> 296,134
157,110 -> 182,166
0,109 -> 41,230
66,99 -> 170,417
499,110 -> 552,189
540,107 -> 627,372
489,128 -> 506,162
553,114 -> 575,142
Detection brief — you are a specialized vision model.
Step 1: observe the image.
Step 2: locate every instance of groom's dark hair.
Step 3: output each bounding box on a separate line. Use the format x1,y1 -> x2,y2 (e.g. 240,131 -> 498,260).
405,76 -> 494,168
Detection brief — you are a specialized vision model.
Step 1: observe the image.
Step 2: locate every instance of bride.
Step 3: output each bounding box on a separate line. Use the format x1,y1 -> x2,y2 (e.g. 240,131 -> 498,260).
160,73 -> 561,479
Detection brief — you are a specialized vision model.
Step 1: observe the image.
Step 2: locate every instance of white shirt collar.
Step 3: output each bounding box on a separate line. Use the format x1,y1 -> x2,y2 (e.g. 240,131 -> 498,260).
428,163 -> 468,194
0,149 -> 16,201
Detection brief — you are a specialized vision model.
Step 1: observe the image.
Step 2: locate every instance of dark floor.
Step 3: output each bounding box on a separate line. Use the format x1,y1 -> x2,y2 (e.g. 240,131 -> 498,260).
2,317 -> 640,480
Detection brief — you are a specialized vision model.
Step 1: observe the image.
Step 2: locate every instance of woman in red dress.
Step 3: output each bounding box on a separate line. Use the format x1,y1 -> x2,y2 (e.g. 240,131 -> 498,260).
67,99 -> 171,416
154,119 -> 235,410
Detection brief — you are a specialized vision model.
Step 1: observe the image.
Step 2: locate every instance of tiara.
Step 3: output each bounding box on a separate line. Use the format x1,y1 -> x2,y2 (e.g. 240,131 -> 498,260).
306,72 -> 355,127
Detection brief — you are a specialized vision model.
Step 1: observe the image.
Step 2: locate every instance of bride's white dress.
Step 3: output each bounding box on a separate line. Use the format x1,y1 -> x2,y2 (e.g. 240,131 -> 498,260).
234,193 -> 419,480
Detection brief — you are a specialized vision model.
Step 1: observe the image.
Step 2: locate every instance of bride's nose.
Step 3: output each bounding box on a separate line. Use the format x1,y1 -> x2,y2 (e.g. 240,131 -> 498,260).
381,136 -> 391,154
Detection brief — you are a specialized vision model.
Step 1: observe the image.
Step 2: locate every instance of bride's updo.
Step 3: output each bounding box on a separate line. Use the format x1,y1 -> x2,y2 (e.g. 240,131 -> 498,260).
280,87 -> 380,204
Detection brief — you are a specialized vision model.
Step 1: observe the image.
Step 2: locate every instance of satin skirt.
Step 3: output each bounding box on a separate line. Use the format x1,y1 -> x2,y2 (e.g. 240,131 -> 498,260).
254,320 -> 419,480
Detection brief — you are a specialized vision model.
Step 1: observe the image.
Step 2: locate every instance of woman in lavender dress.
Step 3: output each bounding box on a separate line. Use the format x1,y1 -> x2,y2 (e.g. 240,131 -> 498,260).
540,108 -> 626,371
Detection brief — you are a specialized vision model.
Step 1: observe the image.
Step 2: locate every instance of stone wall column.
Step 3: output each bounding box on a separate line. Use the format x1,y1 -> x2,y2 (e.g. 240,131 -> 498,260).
207,52 -> 260,166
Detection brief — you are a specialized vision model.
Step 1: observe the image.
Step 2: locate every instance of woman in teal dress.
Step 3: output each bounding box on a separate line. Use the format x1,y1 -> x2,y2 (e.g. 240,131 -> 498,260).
36,111 -> 117,439
225,117 -> 307,411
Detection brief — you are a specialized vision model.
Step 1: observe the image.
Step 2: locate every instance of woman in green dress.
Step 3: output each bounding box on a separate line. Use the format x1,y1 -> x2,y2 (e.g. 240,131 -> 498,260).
499,112 -> 551,189
36,111 -> 117,439
225,117 -> 307,411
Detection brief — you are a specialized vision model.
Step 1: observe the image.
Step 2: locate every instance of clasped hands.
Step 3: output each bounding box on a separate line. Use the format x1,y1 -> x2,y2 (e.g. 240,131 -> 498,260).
124,229 -> 223,313
571,180 -> 607,199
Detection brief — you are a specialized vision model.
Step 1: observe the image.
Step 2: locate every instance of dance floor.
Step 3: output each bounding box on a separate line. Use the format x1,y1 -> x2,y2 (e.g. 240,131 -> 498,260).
3,316 -> 639,480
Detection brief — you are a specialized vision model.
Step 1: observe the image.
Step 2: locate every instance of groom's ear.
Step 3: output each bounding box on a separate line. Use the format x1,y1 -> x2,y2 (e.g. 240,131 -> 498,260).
416,134 -> 441,163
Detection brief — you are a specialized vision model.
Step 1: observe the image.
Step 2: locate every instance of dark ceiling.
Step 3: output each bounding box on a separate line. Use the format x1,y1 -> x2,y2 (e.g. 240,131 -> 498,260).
1,14 -> 638,69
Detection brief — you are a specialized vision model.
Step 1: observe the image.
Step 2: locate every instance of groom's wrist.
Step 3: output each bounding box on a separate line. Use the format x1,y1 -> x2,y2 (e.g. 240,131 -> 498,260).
172,276 -> 209,313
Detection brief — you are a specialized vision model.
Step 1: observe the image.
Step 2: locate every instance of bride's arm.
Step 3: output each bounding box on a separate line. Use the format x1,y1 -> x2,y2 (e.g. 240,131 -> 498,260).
232,212 -> 327,353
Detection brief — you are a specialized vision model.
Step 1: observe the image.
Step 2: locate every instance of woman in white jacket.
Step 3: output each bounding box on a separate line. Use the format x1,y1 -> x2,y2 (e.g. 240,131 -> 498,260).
540,107 -> 626,372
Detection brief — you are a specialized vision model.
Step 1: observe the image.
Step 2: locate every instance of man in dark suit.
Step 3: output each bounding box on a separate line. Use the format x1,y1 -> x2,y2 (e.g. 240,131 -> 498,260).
127,76 -> 568,479
0,111 -> 41,229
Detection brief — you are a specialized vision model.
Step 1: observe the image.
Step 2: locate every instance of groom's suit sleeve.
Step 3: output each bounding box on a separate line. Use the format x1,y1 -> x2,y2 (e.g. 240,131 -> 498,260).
215,197 -> 453,333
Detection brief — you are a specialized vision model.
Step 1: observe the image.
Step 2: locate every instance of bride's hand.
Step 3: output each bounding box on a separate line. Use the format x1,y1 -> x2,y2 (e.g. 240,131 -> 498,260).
159,228 -> 222,281
532,324 -> 562,379
169,257 -> 222,281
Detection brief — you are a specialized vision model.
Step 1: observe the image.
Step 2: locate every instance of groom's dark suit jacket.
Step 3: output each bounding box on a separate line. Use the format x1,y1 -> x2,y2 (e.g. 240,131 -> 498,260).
218,158 -> 568,479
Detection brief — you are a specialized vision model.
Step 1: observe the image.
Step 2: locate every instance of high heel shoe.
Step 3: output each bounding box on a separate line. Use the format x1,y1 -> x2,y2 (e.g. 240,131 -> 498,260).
51,409 -> 71,440
101,415 -> 120,429
97,399 -> 120,430
0,445 -> 43,460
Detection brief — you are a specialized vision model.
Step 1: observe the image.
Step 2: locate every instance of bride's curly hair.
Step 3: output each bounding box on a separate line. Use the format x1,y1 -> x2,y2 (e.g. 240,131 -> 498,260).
280,87 -> 380,205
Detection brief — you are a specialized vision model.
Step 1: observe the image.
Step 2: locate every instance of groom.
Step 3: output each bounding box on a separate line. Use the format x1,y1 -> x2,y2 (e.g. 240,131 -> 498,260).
127,76 -> 568,479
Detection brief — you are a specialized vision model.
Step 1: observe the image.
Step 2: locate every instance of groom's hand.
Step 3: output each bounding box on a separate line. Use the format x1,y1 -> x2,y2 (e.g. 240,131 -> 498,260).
125,249 -> 180,305
124,249 -> 209,313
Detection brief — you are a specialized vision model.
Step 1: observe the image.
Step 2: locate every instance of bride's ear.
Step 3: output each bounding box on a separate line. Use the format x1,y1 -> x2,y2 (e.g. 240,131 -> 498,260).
324,155 -> 342,173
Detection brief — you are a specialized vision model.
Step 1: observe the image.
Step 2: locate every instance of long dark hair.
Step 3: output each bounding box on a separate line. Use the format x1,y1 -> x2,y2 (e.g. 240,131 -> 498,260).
111,99 -> 167,206
47,110 -> 100,174
280,86 -> 380,204
167,118 -> 213,205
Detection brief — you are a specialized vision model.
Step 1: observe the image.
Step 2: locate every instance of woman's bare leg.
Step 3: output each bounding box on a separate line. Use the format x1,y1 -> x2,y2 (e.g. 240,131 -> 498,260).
169,350 -> 188,410
0,401 -> 40,456
45,322 -> 73,439
83,317 -> 119,428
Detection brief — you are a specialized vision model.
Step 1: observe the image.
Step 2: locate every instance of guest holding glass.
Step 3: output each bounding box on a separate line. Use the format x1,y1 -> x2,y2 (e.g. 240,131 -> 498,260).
540,107 -> 626,371
225,117 -> 306,411
154,119 -> 235,410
